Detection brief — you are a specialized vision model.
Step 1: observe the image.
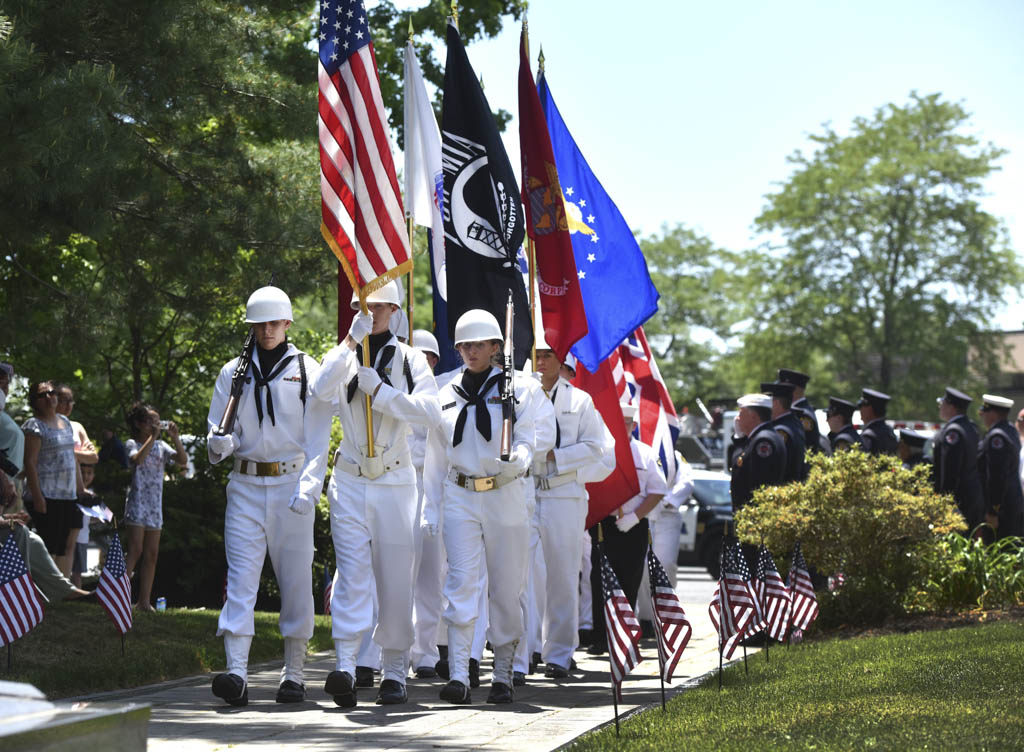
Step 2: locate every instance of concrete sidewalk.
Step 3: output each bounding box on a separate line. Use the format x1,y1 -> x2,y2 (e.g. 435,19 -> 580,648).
84,600 -> 727,751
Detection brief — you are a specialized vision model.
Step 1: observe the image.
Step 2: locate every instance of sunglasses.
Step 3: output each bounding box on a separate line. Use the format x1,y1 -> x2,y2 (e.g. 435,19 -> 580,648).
35,389 -> 56,398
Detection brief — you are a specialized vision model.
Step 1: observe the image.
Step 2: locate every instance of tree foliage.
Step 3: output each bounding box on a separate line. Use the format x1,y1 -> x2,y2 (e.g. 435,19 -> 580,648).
738,92 -> 1020,416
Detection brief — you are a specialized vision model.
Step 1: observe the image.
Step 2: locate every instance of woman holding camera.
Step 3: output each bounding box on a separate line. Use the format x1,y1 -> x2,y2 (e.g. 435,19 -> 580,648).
124,402 -> 187,611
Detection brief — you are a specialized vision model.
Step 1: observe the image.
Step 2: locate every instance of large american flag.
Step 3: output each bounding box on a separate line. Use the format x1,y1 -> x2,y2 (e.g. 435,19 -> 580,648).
754,544 -> 792,642
599,548 -> 642,699
610,327 -> 680,486
0,537 -> 44,645
788,541 -> 819,631
709,540 -> 765,659
318,0 -> 411,296
646,547 -> 691,682
97,532 -> 132,634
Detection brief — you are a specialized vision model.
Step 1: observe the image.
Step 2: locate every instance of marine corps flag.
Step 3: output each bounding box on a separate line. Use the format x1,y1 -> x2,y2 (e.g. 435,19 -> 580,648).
442,19 -> 532,366
518,24 -> 587,360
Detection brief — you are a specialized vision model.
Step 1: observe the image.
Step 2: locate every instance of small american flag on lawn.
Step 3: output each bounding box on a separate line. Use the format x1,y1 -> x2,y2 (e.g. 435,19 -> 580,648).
754,544 -> 792,642
599,548 -> 642,699
0,536 -> 44,645
709,539 -> 765,659
323,565 -> 334,616
787,541 -> 819,631
97,532 -> 132,634
646,546 -> 691,682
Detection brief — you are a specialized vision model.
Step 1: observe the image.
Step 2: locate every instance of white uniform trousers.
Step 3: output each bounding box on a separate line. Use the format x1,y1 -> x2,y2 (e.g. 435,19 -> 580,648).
411,469 -> 445,670
637,507 -> 682,621
513,504 -> 544,674
218,478 -> 314,642
579,527 -> 593,630
328,472 -> 416,678
535,495 -> 588,668
442,478 -> 529,683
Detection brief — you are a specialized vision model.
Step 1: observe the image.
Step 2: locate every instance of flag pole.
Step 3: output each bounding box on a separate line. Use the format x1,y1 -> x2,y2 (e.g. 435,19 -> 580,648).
406,17 -> 416,349
648,532 -> 666,711
717,539 -> 724,691
361,300 -> 376,458
523,12 -> 537,368
597,524 -> 621,737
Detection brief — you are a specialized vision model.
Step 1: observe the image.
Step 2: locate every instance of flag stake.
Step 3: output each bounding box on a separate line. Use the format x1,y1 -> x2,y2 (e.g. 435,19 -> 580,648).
717,539 -> 725,691
646,533 -> 666,711
597,536 -> 621,737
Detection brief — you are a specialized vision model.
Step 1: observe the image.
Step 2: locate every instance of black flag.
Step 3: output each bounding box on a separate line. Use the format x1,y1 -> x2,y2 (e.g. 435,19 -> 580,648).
442,20 -> 532,366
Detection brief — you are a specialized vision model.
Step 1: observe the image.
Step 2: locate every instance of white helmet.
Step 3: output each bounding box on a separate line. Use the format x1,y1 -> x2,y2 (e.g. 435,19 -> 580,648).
534,331 -> 553,352
454,309 -> 502,345
563,352 -> 577,373
621,401 -> 638,420
350,280 -> 402,310
389,309 -> 409,339
245,286 -> 293,323
412,329 -> 439,357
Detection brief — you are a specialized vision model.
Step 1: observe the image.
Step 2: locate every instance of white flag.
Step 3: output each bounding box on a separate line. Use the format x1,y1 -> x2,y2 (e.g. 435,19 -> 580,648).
403,41 -> 446,299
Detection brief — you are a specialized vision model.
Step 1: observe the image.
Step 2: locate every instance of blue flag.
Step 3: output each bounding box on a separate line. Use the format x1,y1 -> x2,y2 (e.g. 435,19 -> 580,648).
538,74 -> 659,371
428,228 -> 463,374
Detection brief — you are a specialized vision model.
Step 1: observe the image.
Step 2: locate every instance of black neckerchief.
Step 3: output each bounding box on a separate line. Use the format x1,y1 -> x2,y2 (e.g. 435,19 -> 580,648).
452,367 -> 501,446
252,342 -> 293,427
547,384 -> 561,448
346,332 -> 395,403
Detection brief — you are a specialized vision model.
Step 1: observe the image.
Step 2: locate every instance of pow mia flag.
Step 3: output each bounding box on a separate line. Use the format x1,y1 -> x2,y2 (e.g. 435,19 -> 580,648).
442,19 -> 532,366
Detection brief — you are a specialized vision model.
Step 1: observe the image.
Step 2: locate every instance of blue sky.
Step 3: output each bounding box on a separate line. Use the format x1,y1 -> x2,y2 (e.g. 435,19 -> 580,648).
393,0 -> 1024,326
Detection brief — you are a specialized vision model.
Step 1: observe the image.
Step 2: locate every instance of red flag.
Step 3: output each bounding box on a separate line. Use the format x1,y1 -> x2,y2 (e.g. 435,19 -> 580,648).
574,359 -> 639,528
318,0 -> 411,299
518,27 -> 587,360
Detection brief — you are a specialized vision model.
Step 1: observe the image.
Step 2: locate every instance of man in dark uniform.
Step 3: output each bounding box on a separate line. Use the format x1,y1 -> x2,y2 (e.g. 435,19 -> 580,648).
761,381 -> 807,482
825,397 -> 860,453
778,369 -> 823,454
858,389 -> 898,456
977,394 -> 1024,540
730,394 -> 788,514
897,429 -> 929,470
933,387 -> 985,533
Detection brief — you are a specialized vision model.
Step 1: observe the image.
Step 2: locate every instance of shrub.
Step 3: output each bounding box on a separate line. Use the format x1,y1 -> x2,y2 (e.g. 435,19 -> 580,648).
735,449 -> 965,625
906,533 -> 1024,612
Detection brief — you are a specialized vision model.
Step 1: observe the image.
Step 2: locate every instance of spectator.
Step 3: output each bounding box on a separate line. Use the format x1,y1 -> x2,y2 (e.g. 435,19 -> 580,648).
22,380 -> 84,577
2,504 -> 93,603
0,362 -> 25,501
55,385 -> 98,465
72,462 -> 104,587
99,426 -> 130,469
123,402 -> 186,612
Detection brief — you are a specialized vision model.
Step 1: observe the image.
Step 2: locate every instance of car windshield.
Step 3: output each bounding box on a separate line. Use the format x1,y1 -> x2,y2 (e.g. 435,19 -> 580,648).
693,478 -> 731,507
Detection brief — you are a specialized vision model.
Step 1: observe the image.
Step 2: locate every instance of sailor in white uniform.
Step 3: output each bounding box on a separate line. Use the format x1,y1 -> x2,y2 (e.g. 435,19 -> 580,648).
207,286 -> 332,706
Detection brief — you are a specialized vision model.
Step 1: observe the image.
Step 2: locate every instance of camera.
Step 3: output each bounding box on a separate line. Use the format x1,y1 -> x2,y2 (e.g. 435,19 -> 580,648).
159,420 -> 171,430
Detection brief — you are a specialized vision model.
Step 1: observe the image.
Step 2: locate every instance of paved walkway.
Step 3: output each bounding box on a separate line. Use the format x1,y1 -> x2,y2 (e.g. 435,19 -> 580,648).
80,598 -> 729,751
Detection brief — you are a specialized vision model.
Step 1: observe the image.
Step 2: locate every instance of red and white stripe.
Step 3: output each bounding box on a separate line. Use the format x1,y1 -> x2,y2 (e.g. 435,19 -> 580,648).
652,585 -> 691,681
604,589 -> 642,698
319,44 -> 410,292
0,560 -> 44,645
755,568 -> 793,642
709,574 -> 765,659
789,566 -> 819,631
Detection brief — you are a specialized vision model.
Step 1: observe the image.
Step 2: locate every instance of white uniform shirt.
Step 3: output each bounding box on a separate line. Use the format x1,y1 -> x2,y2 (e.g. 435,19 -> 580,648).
206,343 -> 332,504
307,334 -> 439,486
533,376 -> 613,499
423,366 -> 537,521
618,438 -> 670,516
651,450 -> 694,517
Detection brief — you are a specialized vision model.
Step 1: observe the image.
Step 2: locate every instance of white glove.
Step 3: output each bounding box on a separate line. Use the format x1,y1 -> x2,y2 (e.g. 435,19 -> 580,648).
496,445 -> 530,476
421,521 -> 439,538
288,493 -> 314,516
356,365 -> 382,395
208,433 -> 236,457
615,511 -> 640,533
348,311 -> 373,343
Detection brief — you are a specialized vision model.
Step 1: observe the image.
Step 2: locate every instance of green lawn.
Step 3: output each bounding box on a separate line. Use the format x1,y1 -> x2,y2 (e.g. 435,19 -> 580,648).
3,603 -> 334,699
570,621 -> 1024,751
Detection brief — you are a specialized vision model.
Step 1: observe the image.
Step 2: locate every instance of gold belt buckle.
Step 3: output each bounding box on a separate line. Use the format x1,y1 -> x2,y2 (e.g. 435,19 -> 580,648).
259,461 -> 279,477
473,476 -> 495,492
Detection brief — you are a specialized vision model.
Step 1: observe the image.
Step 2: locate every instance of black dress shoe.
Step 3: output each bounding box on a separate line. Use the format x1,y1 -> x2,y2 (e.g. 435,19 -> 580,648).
435,658 -> 450,680
570,658 -> 578,670
324,670 -> 357,708
640,619 -> 656,639
469,658 -> 480,688
212,673 -> 248,707
376,679 -> 407,705
586,642 -> 606,656
415,665 -> 437,679
544,663 -> 570,679
354,665 -> 375,688
512,670 -> 526,687
438,644 -> 448,660
577,628 -> 593,648
439,679 -> 471,705
275,679 -> 305,703
486,682 -> 514,704
532,651 -> 542,667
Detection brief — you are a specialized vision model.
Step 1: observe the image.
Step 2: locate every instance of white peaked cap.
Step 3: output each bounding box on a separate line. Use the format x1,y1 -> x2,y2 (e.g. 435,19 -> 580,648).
737,393 -> 772,409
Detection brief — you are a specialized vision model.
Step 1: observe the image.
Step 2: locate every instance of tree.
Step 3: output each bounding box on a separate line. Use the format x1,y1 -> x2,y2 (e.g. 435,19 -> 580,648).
639,225 -> 743,409
742,92 -> 1021,416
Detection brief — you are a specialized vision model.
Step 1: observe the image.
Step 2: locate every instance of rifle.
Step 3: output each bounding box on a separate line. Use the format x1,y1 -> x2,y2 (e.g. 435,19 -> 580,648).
214,327 -> 256,437
499,290 -> 515,462
215,273 -> 274,436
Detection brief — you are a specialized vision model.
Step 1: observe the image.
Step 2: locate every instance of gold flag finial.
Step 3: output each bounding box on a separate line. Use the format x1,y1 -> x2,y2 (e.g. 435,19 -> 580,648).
521,7 -> 529,60
407,17 -> 414,42
451,1 -> 459,29
538,45 -> 545,73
